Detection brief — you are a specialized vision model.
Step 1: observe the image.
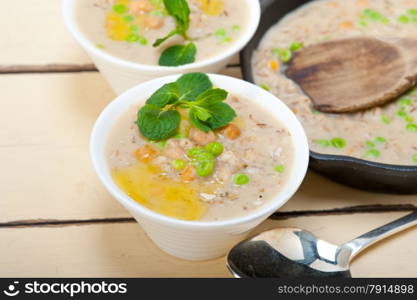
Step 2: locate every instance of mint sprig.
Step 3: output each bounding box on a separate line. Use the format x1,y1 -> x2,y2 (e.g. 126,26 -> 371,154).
137,73 -> 236,141
153,0 -> 190,47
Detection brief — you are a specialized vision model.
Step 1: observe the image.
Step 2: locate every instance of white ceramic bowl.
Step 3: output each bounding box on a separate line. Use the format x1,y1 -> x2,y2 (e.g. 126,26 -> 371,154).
90,74 -> 309,261
62,0 -> 261,95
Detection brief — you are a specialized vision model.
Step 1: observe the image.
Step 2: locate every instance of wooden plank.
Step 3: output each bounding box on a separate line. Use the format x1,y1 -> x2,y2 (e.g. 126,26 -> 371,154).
0,72 -> 126,222
0,0 -> 90,66
0,72 -> 416,223
0,212 -> 415,277
0,0 -> 240,67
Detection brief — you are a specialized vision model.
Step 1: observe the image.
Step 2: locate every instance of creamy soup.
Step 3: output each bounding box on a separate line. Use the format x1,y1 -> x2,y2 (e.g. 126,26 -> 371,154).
253,0 -> 417,166
76,0 -> 248,65
106,85 -> 293,221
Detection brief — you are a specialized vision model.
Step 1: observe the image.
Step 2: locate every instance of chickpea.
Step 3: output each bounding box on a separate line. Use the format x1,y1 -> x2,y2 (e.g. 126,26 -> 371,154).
129,0 -> 152,14
143,15 -> 164,29
221,124 -> 241,140
189,127 -> 216,145
134,144 -> 158,163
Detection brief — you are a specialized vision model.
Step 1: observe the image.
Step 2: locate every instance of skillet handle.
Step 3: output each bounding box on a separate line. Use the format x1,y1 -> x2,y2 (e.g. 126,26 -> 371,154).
342,211 -> 417,261
259,0 -> 274,11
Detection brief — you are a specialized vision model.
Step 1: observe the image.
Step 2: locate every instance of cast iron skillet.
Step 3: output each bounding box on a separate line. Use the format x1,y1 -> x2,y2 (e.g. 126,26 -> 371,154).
241,0 -> 417,194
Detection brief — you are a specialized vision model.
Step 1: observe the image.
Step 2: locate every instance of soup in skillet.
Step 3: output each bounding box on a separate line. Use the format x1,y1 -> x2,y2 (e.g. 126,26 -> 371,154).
253,0 -> 417,165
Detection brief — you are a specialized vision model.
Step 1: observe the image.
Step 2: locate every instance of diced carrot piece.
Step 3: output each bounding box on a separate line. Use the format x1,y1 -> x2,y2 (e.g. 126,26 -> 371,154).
340,21 -> 354,29
143,15 -> 164,29
269,60 -> 280,71
221,124 -> 241,140
134,144 -> 158,163
180,166 -> 196,182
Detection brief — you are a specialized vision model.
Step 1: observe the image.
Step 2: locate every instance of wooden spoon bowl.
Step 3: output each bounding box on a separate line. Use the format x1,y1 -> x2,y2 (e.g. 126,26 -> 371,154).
285,37 -> 417,113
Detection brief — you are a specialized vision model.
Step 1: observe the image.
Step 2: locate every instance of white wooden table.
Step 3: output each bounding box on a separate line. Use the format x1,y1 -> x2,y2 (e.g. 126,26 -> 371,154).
0,0 -> 416,277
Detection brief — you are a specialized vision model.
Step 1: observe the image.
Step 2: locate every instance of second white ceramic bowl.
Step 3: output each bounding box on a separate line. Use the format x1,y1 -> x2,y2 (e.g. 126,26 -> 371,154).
90,74 -> 309,260
62,0 -> 261,94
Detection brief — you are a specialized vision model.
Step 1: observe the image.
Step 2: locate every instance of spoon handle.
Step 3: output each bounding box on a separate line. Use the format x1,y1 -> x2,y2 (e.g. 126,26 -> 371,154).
342,211 -> 417,260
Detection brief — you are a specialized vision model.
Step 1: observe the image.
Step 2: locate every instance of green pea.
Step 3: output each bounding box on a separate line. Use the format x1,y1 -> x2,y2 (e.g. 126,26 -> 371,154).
272,48 -> 281,56
274,165 -> 285,173
150,10 -> 164,17
187,147 -> 207,159
398,15 -> 410,24
315,139 -> 330,147
365,149 -> 381,158
231,25 -> 241,31
138,36 -> 148,45
331,138 -> 347,149
260,84 -> 270,91
113,4 -> 128,14
358,19 -> 369,27
408,9 -> 417,16
205,142 -> 224,156
405,115 -> 414,123
157,140 -> 167,149
233,173 -> 250,185
365,140 -> 375,148
195,161 -> 215,177
215,28 -> 227,38
375,136 -> 386,143
129,24 -> 139,33
399,98 -> 413,106
397,108 -> 408,118
406,123 -> 417,132
290,42 -> 304,52
126,34 -> 140,43
364,9 -> 383,21
412,154 -> 417,164
381,114 -> 390,124
381,17 -> 390,24
171,159 -> 186,171
280,49 -> 292,63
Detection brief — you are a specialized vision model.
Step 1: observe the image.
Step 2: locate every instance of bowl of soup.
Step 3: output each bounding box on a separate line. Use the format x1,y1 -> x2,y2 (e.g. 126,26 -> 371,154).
241,0 -> 417,194
62,0 -> 261,94
90,73 -> 309,260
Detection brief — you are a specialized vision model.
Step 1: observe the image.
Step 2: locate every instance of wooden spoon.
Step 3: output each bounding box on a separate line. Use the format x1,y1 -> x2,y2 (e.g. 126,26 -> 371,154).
285,37 -> 417,113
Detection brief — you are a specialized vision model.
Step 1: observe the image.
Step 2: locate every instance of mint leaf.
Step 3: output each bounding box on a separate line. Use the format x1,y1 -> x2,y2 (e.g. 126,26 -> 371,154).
153,0 -> 190,47
176,72 -> 212,100
146,82 -> 178,107
137,104 -> 180,141
189,109 -> 211,133
203,102 -> 237,129
195,88 -> 228,106
159,43 -> 196,66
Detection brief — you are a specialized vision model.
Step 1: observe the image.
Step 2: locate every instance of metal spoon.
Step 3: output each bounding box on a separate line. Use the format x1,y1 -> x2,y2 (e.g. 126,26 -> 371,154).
227,212 -> 417,278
